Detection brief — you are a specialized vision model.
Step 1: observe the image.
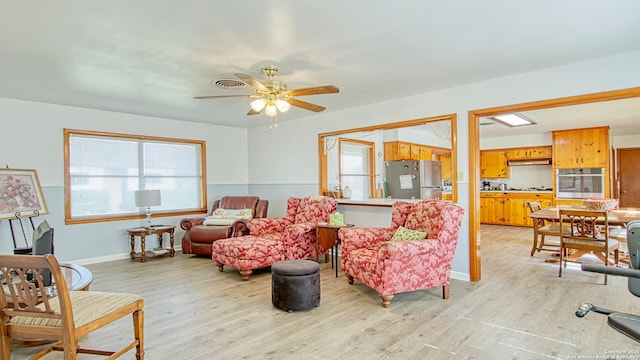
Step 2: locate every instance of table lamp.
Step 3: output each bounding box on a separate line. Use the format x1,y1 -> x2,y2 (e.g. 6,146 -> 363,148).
135,190 -> 161,228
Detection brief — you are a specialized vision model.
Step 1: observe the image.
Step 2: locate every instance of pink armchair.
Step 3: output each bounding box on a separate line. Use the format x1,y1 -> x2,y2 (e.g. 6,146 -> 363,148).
338,200 -> 464,307
211,196 -> 338,280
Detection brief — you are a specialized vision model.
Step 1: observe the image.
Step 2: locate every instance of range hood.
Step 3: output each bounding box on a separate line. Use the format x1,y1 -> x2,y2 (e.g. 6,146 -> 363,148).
507,158 -> 552,166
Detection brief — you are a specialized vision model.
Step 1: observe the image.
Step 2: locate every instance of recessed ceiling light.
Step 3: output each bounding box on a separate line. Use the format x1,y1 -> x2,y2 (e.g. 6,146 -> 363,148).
490,113 -> 536,127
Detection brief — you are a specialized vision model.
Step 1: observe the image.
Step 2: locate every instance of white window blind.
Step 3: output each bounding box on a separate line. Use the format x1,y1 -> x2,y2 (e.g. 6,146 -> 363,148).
66,130 -> 205,221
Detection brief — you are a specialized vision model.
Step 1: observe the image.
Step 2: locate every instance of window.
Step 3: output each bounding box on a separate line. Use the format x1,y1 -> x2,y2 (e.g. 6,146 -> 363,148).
64,129 -> 206,224
339,139 -> 375,199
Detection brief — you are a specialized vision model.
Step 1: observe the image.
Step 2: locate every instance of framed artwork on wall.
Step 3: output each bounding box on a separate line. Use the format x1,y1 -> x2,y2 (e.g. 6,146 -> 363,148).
0,168 -> 49,220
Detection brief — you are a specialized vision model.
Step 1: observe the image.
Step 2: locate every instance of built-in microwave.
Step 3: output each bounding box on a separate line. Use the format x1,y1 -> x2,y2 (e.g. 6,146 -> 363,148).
556,168 -> 605,199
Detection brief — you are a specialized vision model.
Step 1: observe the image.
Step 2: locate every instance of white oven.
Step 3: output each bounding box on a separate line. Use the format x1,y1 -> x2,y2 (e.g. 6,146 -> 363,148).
556,168 -> 605,199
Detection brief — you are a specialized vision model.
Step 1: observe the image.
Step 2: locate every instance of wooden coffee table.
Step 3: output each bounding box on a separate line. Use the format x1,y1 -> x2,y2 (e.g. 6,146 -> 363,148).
60,262 -> 93,291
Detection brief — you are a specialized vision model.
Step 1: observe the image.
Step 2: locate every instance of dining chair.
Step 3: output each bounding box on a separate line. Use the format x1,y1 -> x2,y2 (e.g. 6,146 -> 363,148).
558,209 -> 620,284
527,201 -> 564,256
0,254 -> 145,359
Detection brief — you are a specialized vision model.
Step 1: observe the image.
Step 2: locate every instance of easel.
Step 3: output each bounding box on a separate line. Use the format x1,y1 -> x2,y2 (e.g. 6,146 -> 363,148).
6,211 -> 39,254
1,165 -> 44,254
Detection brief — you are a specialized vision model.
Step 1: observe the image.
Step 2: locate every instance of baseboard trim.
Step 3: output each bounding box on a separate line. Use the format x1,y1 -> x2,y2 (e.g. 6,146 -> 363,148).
72,246 -> 183,265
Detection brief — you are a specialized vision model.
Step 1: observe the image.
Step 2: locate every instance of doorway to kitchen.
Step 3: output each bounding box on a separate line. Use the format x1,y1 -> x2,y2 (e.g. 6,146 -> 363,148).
468,87 -> 640,282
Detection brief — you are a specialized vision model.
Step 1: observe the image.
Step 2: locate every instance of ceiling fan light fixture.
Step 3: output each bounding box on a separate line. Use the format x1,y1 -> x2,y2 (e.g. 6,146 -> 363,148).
250,98 -> 266,112
265,104 -> 278,117
276,99 -> 291,113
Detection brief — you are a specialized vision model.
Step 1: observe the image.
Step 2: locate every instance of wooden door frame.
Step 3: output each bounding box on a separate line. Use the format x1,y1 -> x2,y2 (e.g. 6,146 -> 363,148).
468,87 -> 640,282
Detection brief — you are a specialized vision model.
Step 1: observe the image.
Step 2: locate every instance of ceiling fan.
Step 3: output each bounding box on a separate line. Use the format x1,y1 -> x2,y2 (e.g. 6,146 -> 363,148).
194,65 -> 339,117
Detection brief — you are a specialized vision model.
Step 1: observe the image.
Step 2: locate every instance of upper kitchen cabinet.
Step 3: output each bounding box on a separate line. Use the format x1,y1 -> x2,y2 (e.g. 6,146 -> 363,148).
384,141 -> 433,161
505,146 -> 552,160
480,149 -> 509,178
438,153 -> 452,180
552,126 -> 610,168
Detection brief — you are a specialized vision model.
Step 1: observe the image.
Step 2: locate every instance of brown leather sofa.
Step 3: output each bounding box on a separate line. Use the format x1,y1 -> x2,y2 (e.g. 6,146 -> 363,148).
181,196 -> 269,256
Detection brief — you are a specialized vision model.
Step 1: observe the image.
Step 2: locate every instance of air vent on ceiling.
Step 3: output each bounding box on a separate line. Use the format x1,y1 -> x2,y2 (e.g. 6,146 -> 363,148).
213,79 -> 246,89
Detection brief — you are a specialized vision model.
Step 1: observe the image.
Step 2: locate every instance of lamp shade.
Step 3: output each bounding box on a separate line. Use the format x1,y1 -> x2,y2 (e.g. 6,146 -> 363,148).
135,190 -> 161,207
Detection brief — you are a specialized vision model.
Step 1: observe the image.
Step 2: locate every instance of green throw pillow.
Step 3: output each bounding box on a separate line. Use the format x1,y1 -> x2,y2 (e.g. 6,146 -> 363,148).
390,226 -> 427,241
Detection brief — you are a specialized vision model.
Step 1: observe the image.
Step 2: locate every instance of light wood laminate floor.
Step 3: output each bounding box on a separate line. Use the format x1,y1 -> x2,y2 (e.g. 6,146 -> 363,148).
11,225 -> 639,359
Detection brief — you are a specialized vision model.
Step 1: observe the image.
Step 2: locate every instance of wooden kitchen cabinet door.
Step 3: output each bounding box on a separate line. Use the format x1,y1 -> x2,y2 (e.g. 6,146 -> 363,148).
552,127 -> 609,168
506,146 -> 552,160
383,142 -> 399,160
480,195 -> 506,224
418,146 -> 432,160
398,142 -> 412,160
506,198 -> 530,226
439,154 -> 452,180
480,197 -> 496,224
480,150 -> 509,178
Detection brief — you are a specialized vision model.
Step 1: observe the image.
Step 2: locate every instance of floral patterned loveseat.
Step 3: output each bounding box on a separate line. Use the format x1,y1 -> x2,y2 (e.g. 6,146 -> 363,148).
338,200 -> 464,307
211,196 -> 338,281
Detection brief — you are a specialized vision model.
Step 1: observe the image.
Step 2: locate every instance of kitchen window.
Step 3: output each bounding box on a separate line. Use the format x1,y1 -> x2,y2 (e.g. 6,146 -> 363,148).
64,129 -> 206,224
339,139 -> 375,199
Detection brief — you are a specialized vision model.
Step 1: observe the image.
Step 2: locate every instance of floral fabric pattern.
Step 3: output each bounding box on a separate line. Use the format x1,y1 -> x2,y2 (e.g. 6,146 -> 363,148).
339,200 -> 464,304
212,196 -> 338,279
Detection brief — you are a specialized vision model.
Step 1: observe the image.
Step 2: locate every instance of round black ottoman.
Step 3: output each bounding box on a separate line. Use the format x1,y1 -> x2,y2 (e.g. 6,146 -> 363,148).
271,260 -> 321,312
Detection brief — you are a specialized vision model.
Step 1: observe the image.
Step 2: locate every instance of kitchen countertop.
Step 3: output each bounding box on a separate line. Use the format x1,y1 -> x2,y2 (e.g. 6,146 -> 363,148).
480,190 -> 553,194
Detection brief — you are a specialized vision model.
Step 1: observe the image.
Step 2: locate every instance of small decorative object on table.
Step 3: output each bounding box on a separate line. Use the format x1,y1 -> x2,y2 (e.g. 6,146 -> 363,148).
329,212 -> 344,226
583,198 -> 618,211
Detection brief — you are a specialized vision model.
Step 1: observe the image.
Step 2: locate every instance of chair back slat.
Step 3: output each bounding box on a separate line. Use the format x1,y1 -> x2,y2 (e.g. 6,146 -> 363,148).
0,254 -> 71,330
560,209 -> 608,242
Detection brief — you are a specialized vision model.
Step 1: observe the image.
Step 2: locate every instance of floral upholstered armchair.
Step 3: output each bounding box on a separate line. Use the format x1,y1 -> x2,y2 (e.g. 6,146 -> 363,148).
338,200 -> 464,307
211,196 -> 338,280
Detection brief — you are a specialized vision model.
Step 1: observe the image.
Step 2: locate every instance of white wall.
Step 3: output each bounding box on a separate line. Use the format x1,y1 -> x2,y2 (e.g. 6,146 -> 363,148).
0,98 -> 249,263
247,50 -> 640,278
613,134 -> 640,148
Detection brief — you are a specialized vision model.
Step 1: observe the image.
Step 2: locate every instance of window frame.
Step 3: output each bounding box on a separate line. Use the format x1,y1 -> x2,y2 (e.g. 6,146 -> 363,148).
338,138 -> 376,198
63,129 -> 207,225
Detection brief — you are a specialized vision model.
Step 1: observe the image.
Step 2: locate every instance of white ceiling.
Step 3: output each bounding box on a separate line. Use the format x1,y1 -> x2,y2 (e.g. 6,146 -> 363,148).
1,1 -> 640,131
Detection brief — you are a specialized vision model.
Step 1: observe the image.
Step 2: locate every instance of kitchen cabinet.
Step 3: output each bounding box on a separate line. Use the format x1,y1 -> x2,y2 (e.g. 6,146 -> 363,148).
442,193 -> 453,201
384,141 -> 434,161
505,146 -> 552,160
480,193 -> 505,224
480,150 -> 509,178
552,127 -> 609,168
480,192 -> 552,226
439,154 -> 452,179
384,141 -> 412,160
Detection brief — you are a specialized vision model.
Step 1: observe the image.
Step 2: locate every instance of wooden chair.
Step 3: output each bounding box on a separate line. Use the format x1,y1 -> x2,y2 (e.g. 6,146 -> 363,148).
527,201 -> 564,256
0,254 -> 144,359
559,209 -> 620,284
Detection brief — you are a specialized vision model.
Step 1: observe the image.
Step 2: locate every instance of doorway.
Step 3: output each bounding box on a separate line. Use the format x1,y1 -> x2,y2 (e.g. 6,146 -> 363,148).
468,87 -> 640,282
617,148 -> 640,207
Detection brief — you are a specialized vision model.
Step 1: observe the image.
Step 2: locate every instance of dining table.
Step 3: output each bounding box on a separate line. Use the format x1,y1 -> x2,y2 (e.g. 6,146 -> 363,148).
528,206 -> 640,264
529,206 -> 640,226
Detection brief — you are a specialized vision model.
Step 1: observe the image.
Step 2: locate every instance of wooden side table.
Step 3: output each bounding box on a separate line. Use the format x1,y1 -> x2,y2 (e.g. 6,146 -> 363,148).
127,225 -> 175,262
316,223 -> 354,277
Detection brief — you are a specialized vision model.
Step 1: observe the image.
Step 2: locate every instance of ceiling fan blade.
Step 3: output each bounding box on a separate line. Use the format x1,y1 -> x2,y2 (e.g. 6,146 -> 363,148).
193,94 -> 252,100
235,73 -> 269,93
287,85 -> 339,97
287,98 -> 326,112
247,108 -> 262,116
